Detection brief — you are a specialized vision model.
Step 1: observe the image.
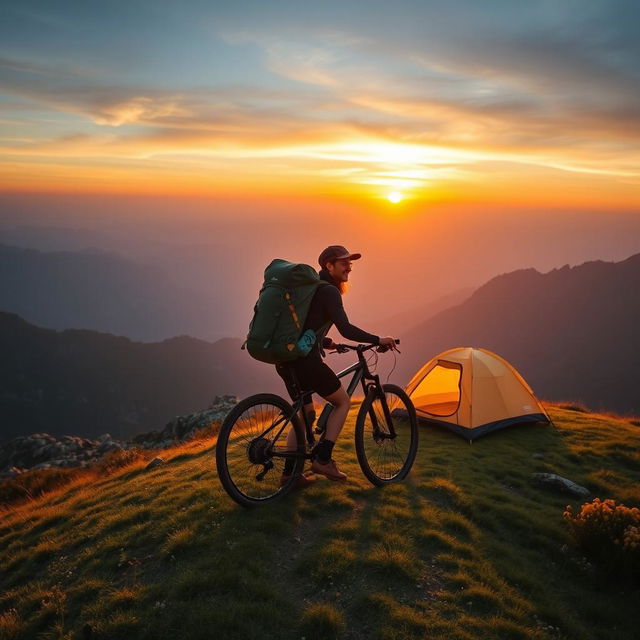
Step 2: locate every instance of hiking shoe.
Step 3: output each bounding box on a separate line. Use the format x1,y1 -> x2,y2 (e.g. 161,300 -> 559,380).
280,472 -> 316,489
311,459 -> 347,481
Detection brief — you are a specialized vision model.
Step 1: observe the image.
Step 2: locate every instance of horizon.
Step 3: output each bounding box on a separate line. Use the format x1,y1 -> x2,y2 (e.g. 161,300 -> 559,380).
1,1 -> 640,334
1,241 -> 639,345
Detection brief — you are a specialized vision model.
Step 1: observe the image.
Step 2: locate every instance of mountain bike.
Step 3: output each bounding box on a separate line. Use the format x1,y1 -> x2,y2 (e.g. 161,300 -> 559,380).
216,341 -> 419,507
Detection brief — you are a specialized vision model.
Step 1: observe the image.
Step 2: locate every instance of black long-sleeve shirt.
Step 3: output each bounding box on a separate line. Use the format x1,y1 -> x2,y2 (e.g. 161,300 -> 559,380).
303,270 -> 379,347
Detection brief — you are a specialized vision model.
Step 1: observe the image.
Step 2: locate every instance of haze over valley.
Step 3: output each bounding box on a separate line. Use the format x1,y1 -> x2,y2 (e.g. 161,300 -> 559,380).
2,241 -> 638,443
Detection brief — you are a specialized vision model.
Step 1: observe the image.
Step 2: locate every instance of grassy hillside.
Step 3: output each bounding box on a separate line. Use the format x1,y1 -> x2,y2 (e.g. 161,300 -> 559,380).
1,405 -> 639,640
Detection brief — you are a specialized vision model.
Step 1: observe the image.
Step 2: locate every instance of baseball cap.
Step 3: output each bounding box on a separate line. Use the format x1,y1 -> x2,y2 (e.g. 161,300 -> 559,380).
318,245 -> 362,268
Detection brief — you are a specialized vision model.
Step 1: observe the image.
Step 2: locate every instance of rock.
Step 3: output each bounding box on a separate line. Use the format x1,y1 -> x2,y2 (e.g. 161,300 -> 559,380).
62,437 -> 82,452
530,473 -> 590,498
0,431 -> 126,474
32,446 -> 49,459
209,394 -> 239,411
130,396 -> 238,447
45,443 -> 64,456
98,441 -> 122,454
157,397 -> 238,442
33,433 -> 55,442
0,397 -> 239,475
145,457 -> 165,470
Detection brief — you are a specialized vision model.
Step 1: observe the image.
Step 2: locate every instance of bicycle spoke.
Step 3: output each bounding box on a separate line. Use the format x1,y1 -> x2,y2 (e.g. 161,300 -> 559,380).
234,405 -> 279,497
355,384 -> 418,485
218,398 -> 304,504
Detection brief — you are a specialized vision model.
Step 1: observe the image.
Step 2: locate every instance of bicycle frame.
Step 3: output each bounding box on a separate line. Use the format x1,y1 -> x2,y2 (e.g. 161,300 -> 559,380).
216,336 -> 416,506
267,345 -> 397,463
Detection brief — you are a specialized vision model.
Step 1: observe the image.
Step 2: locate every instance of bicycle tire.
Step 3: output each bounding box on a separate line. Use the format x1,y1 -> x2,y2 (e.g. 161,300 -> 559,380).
216,393 -> 305,507
355,383 -> 418,486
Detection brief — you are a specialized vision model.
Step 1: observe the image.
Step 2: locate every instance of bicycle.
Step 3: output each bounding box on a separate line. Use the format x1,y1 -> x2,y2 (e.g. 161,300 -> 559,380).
216,341 -> 419,507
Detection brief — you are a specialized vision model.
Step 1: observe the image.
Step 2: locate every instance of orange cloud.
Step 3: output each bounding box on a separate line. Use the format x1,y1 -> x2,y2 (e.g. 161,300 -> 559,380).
1,30 -> 639,209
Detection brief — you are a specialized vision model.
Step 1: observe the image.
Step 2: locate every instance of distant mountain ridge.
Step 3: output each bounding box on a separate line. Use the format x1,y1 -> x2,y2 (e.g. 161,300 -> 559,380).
2,253 -> 638,443
400,253 -> 640,415
0,312 -> 279,443
368,286 -> 475,336
0,243 -> 221,342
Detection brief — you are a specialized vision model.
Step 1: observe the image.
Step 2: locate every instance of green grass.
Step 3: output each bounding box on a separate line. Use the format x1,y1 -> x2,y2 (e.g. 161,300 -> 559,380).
1,404 -> 639,639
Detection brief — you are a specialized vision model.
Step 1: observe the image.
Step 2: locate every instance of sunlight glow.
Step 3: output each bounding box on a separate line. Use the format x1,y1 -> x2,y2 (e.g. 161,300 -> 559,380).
387,192 -> 403,203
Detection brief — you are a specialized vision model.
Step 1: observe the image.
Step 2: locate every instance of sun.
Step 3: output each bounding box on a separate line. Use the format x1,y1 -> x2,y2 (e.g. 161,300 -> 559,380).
387,192 -> 403,203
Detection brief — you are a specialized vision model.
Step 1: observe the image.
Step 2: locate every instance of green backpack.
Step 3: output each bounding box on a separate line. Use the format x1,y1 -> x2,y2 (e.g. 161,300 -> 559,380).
244,259 -> 330,364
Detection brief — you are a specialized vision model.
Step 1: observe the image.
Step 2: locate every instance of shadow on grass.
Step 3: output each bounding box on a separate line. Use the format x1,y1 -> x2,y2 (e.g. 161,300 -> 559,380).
3,407 -> 640,640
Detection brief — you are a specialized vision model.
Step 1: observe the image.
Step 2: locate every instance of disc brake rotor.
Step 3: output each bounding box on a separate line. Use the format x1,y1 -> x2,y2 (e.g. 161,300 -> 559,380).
247,437 -> 271,464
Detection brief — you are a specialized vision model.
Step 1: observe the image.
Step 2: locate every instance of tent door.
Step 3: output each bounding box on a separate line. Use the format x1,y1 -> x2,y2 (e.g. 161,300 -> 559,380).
411,360 -> 462,417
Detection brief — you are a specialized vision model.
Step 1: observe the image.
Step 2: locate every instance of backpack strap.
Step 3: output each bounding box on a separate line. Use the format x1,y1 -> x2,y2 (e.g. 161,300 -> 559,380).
314,280 -> 333,354
312,281 -> 333,344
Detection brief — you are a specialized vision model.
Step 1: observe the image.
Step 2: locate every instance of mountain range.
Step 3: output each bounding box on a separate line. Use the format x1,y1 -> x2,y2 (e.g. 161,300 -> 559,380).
0,243 -> 226,342
0,312 -> 279,443
400,253 -> 640,415
0,236 -> 480,345
1,252 -> 638,443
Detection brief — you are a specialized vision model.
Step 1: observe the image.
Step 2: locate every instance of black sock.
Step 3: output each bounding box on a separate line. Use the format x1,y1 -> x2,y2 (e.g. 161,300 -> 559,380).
283,458 -> 296,476
314,439 -> 335,464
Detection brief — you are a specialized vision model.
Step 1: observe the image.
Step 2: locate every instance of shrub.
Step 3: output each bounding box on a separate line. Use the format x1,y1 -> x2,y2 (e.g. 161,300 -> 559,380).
557,401 -> 589,413
299,603 -> 345,640
564,498 -> 640,579
0,468 -> 82,508
0,607 -> 23,639
96,449 -> 143,476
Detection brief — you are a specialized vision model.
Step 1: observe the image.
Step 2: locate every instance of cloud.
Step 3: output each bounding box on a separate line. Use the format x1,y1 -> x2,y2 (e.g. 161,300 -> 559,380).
91,97 -> 191,127
215,16 -> 640,156
1,2 -> 640,194
264,42 -> 338,87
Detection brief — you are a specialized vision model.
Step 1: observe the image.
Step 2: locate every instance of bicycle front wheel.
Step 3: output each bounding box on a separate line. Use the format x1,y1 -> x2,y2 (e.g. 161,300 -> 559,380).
355,383 -> 418,486
216,393 -> 305,507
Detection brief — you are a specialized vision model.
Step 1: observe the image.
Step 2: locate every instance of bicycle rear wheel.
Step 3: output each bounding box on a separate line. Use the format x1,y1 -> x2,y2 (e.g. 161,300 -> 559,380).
216,393 -> 305,507
355,383 -> 418,486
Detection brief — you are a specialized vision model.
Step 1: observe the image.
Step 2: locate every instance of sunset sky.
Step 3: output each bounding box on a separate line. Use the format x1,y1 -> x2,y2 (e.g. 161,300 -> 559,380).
1,1 -> 640,333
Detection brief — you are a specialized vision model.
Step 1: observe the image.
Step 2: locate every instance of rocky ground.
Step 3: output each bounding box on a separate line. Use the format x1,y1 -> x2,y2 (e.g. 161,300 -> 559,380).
0,395 -> 237,479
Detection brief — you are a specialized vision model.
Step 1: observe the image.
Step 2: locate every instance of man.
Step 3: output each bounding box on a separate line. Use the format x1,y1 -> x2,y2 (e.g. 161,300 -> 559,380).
276,245 -> 397,486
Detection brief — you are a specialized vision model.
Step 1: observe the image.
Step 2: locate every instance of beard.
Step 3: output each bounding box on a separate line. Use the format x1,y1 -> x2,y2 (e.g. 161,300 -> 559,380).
337,280 -> 350,295
321,267 -> 350,295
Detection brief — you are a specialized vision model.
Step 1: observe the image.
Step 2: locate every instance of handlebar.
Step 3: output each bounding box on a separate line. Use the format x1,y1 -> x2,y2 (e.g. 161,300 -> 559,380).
332,339 -> 400,354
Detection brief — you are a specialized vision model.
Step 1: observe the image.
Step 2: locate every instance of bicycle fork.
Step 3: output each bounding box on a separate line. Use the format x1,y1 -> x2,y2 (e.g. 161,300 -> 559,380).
368,383 -> 397,441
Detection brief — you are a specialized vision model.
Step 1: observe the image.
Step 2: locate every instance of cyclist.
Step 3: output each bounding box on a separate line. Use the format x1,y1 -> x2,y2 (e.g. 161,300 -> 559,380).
276,245 -> 398,486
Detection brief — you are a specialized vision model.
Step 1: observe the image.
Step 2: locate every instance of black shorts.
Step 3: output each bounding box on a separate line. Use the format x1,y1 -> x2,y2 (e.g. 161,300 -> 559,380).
276,350 -> 341,404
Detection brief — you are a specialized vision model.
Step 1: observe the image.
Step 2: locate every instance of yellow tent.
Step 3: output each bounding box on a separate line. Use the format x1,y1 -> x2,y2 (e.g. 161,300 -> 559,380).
403,347 -> 549,440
